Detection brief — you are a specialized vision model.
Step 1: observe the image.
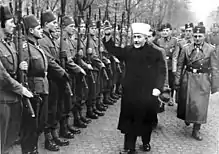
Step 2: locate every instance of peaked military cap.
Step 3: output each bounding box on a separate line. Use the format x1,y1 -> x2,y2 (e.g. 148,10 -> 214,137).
0,5 -> 13,28
185,23 -> 193,29
62,15 -> 74,27
198,22 -> 204,27
193,26 -> 205,34
160,23 -> 172,30
23,14 -> 40,30
104,20 -> 112,30
41,10 -> 56,26
213,23 -> 219,28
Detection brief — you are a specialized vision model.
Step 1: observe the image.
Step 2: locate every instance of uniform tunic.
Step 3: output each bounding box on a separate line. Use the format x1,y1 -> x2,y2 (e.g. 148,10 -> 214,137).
0,38 -> 23,153
175,42 -> 219,123
104,38 -> 166,135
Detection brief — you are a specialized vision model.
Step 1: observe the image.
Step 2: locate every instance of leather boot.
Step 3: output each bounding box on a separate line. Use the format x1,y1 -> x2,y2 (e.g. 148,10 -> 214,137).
73,110 -> 87,128
51,129 -> 69,146
111,92 -> 120,100
78,109 -> 92,124
93,103 -> 105,116
44,132 -> 59,151
67,125 -> 81,134
96,99 -> 107,111
86,106 -> 98,119
59,118 -> 74,139
192,124 -> 203,141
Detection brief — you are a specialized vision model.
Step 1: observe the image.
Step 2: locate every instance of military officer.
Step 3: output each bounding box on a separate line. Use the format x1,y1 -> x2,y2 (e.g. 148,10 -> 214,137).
157,23 -> 178,106
38,10 -> 71,151
0,6 -> 33,154
175,25 -> 219,141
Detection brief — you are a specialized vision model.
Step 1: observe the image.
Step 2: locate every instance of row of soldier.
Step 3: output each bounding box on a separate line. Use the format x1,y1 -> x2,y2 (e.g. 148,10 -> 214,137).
0,4 -> 125,154
1,2 -> 219,153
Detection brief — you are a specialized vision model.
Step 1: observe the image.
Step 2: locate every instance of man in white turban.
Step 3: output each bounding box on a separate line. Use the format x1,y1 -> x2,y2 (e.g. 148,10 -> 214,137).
103,23 -> 166,153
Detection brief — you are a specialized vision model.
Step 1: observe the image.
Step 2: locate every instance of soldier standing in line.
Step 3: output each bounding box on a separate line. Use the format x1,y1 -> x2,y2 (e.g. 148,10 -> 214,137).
157,23 -> 178,107
175,25 -> 219,141
83,18 -> 105,118
96,20 -> 115,106
86,19 -> 108,112
38,10 -> 71,151
60,15 -> 91,129
0,6 -> 33,154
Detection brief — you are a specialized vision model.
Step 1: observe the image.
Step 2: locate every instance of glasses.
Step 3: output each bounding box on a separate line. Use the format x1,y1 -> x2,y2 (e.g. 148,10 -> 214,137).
193,35 -> 203,38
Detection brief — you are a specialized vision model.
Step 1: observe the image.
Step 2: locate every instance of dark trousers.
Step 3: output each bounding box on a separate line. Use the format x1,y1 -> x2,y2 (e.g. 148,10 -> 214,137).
45,80 -> 61,132
20,94 -> 48,153
0,102 -> 22,154
168,70 -> 174,96
86,71 -> 98,107
124,125 -> 153,150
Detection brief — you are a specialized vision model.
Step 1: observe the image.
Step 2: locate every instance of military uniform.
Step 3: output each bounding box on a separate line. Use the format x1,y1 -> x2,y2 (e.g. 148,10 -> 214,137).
157,24 -> 178,106
60,15 -> 91,130
175,26 -> 219,140
0,38 -> 23,154
38,11 -> 70,151
20,35 -> 49,154
0,6 -> 24,154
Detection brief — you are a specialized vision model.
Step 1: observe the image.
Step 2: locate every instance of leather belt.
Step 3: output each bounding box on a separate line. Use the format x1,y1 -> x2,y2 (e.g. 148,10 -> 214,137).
28,72 -> 48,78
186,67 -> 209,74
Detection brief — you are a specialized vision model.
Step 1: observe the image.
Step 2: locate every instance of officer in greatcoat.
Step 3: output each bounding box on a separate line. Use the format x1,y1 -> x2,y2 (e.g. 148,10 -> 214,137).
0,6 -> 33,154
175,25 -> 219,141
103,23 -> 166,153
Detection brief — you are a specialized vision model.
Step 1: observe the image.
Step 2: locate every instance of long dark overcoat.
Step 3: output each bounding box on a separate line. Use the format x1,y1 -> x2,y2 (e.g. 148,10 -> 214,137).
175,42 -> 219,124
104,38 -> 166,136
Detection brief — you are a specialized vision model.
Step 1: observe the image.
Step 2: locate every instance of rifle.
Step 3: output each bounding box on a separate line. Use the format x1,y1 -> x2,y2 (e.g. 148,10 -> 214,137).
76,14 -> 89,89
60,0 -> 73,97
98,8 -> 109,81
85,6 -> 95,84
113,3 -> 117,44
16,0 -> 35,118
119,12 -> 125,47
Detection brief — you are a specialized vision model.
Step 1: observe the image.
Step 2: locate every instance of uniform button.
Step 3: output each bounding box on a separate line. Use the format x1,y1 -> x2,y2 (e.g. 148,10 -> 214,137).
201,64 -> 203,66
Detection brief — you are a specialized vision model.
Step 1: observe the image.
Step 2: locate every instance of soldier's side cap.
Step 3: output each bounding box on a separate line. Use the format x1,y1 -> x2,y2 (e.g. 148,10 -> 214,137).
62,15 -> 74,27
131,23 -> 151,35
23,15 -> 40,30
193,26 -> 205,34
185,23 -> 193,29
41,10 -> 56,26
0,5 -> 13,22
160,23 -> 172,30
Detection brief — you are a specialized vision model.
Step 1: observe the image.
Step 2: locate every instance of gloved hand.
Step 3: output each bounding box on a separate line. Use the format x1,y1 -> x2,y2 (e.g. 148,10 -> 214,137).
152,88 -> 161,96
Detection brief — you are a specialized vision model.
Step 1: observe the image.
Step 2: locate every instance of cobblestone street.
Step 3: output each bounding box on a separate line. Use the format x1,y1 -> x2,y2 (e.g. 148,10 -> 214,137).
10,95 -> 219,154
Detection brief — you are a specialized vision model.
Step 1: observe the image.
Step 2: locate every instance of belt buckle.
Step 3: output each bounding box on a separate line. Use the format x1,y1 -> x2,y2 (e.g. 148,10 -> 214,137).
192,69 -> 197,73
166,56 -> 169,60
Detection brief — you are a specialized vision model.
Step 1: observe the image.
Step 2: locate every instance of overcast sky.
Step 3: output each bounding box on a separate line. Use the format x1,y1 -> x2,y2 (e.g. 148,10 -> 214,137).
190,0 -> 219,22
